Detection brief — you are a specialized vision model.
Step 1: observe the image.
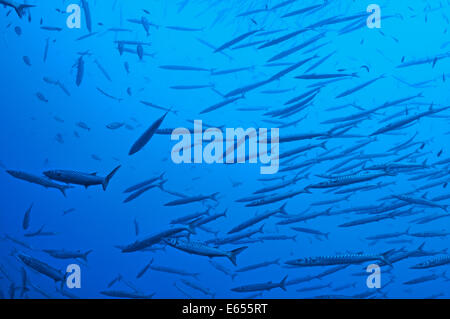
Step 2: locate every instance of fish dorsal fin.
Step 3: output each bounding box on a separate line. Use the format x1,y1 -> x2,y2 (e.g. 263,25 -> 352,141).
90,172 -> 97,176
421,192 -> 428,199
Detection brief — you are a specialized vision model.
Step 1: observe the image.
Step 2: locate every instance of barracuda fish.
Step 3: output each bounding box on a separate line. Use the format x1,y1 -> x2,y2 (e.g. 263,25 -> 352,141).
123,181 -> 165,203
297,283 -> 332,293
282,4 -> 323,18
365,228 -> 410,241
392,194 -> 448,211
408,230 -> 450,238
200,96 -> 242,114
164,192 -> 219,206
285,251 -> 393,267
165,239 -> 247,266
256,234 -> 296,242
209,260 -> 237,280
159,65 -> 211,72
277,208 -> 331,225
411,256 -> 450,269
22,203 -> 32,230
295,73 -> 358,80
258,29 -> 308,49
214,29 -> 261,52
16,253 -> 65,282
307,171 -> 394,189
100,290 -> 155,299
43,165 -> 120,191
142,258 -> 200,278
290,226 -> 329,239
170,208 -> 211,225
267,33 -> 324,62
236,258 -> 280,273
231,275 -> 287,292
180,279 -> 215,298
118,226 -> 195,253
42,249 -> 93,261
129,112 -> 167,155
245,188 -> 311,207
371,105 -> 450,135
403,272 -> 448,285
228,204 -> 286,234
6,170 -> 73,196
75,56 -> 84,87
207,225 -> 264,246
339,209 -> 412,227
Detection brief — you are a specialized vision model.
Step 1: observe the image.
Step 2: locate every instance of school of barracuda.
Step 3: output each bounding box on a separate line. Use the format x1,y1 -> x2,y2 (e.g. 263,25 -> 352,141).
1,0 -> 450,299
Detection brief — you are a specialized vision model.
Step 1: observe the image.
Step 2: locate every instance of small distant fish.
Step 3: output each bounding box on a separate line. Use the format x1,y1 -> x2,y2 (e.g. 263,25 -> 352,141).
36,92 -> 48,102
129,112 -> 168,155
22,203 -> 33,230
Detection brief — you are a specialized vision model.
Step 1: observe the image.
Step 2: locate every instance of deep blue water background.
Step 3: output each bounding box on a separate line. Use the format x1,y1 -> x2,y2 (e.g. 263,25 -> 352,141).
1,0 -> 450,298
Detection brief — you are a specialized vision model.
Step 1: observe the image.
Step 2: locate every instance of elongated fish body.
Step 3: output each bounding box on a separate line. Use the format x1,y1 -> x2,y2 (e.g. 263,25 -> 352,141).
228,204 -> 286,234
165,239 -> 247,266
411,256 -> 450,269
164,192 -> 219,206
22,203 -> 32,230
123,182 -> 164,203
231,275 -> 287,292
392,195 -> 448,212
81,0 -> 92,33
214,29 -> 260,52
149,263 -> 199,278
129,113 -> 167,155
76,56 -> 84,86
6,170 -> 72,196
307,171 -> 391,189
17,253 -> 65,282
245,188 -> 311,207
43,165 -> 121,191
285,253 -> 391,267
277,208 -> 331,225
403,274 -> 442,285
43,249 -> 93,261
236,259 -> 280,272
171,208 -> 210,225
208,225 -> 264,245
120,226 -> 194,253
100,290 -> 154,299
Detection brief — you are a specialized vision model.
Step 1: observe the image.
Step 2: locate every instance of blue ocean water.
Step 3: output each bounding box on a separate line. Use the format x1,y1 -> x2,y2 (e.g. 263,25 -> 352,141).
1,0 -> 450,299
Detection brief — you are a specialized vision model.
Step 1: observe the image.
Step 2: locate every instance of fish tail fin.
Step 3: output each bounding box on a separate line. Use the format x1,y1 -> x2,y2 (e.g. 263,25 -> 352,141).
231,273 -> 237,281
405,226 -> 411,235
82,250 -> 93,262
59,187 -> 68,197
258,224 -> 265,233
186,224 -> 197,235
102,165 -> 121,190
279,275 -> 288,291
210,192 -> 220,202
228,246 -> 248,266
320,141 -> 327,150
381,249 -> 395,267
15,4 -> 34,18
279,203 -> 288,215
157,179 -> 167,190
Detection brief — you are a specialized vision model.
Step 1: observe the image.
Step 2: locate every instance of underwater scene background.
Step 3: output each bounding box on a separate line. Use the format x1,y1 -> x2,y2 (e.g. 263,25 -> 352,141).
1,0 -> 450,299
